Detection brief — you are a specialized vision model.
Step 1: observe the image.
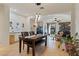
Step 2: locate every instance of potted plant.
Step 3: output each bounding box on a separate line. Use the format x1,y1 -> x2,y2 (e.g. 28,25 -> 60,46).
63,35 -> 74,52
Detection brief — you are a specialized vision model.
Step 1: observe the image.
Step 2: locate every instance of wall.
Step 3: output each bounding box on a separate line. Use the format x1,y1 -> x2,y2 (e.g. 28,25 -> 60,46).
10,11 -> 26,32
75,4 -> 79,35
25,16 -> 31,32
9,10 -> 31,41
70,4 -> 76,36
0,5 -> 9,46
10,9 -> 31,33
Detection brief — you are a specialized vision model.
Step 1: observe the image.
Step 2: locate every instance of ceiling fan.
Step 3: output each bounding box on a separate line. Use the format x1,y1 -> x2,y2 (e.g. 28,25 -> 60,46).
54,18 -> 61,23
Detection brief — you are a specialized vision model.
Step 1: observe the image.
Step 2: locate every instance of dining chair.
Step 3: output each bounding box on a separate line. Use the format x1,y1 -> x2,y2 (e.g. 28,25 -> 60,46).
29,31 -> 35,35
21,32 -> 29,50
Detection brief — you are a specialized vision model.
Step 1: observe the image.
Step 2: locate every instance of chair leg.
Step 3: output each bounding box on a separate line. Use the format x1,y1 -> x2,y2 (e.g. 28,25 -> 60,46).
23,41 -> 24,50
27,46 -> 30,54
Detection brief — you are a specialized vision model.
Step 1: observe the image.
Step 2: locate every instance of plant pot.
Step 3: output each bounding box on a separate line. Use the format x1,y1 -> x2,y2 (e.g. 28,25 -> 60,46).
65,43 -> 74,53
65,43 -> 72,52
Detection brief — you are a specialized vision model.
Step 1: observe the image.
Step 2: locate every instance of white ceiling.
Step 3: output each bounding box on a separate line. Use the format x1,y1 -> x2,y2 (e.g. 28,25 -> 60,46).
6,3 -> 74,16
40,13 -> 71,23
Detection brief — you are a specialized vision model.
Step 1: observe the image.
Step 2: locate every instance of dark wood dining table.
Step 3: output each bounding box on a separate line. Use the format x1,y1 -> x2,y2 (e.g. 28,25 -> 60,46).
19,34 -> 47,56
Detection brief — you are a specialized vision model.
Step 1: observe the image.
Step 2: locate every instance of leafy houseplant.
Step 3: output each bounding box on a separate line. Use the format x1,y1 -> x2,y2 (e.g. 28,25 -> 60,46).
65,36 -> 73,44
63,35 -> 74,52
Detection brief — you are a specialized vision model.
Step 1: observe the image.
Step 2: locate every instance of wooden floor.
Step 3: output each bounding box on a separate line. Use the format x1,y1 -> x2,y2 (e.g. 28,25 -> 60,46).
0,36 -> 69,56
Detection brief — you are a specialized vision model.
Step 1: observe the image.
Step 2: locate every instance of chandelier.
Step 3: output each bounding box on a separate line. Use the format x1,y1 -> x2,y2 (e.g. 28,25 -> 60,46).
33,3 -> 44,27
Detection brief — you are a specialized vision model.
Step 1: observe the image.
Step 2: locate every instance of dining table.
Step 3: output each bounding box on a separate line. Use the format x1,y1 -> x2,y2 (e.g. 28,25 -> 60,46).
19,34 -> 47,56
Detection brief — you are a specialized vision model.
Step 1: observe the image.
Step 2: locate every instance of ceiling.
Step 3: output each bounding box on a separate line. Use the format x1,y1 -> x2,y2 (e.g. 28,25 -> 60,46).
41,13 -> 71,23
6,3 -> 74,16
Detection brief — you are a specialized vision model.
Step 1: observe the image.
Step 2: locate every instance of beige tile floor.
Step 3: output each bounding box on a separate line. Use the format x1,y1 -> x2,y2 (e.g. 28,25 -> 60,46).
0,36 -> 69,56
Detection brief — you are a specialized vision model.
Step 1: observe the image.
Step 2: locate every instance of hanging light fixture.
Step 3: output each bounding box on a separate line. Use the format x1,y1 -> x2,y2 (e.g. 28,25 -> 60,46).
34,3 -> 44,27
35,3 -> 44,22
35,3 -> 41,6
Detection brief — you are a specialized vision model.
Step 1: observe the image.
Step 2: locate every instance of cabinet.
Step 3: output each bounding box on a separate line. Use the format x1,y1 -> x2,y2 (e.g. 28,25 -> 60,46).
9,35 -> 15,44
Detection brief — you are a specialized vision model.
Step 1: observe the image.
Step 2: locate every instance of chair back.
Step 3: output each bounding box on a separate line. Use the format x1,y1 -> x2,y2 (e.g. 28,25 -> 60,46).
21,32 -> 29,37
29,31 -> 35,35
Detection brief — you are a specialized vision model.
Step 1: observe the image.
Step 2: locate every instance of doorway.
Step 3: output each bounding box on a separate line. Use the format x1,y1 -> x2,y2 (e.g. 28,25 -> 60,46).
47,23 -> 56,35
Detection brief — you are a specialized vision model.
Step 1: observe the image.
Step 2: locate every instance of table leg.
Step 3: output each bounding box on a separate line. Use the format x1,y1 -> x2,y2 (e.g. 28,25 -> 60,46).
32,41 -> 35,56
45,36 -> 47,46
23,41 -> 24,50
19,37 -> 22,53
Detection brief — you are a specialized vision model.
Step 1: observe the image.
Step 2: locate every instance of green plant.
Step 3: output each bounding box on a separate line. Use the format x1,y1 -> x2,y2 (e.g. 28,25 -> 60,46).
51,32 -> 55,34
63,36 -> 73,44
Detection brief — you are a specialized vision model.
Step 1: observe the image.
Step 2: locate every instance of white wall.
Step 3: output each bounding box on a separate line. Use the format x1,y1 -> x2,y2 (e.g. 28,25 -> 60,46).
10,11 -> 27,32
55,22 -> 59,34
75,4 -> 79,35
70,4 -> 79,37
70,4 -> 76,36
9,10 -> 31,41
25,16 -> 31,32
43,22 -> 47,34
10,10 -> 31,32
0,5 -> 9,46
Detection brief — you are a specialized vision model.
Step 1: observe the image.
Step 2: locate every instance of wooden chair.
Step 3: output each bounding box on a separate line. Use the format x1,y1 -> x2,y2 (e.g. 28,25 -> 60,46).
21,32 -> 29,50
29,31 -> 35,35
20,32 -> 46,55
